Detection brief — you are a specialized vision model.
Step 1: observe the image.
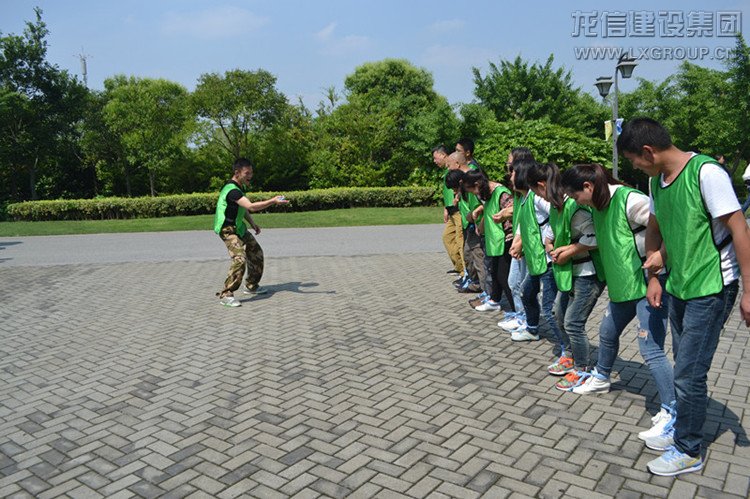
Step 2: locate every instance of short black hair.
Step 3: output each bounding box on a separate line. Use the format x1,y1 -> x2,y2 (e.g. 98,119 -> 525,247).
432,145 -> 448,155
457,137 -> 475,155
233,157 -> 253,170
616,118 -> 672,155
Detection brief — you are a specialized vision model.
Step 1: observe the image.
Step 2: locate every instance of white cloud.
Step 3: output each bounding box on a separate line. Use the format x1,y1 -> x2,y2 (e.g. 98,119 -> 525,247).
429,19 -> 466,34
162,6 -> 269,39
315,22 -> 337,41
314,22 -> 371,56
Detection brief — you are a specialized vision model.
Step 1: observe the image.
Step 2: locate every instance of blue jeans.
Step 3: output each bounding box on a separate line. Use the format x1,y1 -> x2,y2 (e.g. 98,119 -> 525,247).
596,293 -> 675,411
556,275 -> 606,368
509,257 -> 528,318
521,267 -> 562,347
669,281 -> 739,457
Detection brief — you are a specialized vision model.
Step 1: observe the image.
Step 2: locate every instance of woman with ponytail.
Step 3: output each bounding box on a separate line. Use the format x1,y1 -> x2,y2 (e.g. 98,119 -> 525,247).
463,169 -> 515,312
560,163 -> 676,442
526,162 -> 605,391
507,159 -> 560,344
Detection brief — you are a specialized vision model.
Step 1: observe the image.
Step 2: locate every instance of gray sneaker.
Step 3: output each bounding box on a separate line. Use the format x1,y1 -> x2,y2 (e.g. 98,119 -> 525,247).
647,447 -> 703,476
243,285 -> 268,295
644,428 -> 675,451
220,296 -> 241,307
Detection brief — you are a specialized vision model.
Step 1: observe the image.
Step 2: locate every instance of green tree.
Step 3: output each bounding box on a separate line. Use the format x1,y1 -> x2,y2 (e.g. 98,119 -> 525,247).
472,55 -> 607,138
0,8 -> 89,202
191,69 -> 288,159
103,76 -> 192,196
472,117 -> 610,182
309,59 -> 458,188
725,34 -> 750,173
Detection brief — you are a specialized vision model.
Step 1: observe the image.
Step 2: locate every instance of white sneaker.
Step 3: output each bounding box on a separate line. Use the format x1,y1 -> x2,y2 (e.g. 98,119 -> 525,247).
220,296 -> 241,307
498,314 -> 526,331
638,409 -> 673,441
243,285 -> 268,295
571,370 -> 610,394
475,300 -> 502,312
510,330 -> 540,342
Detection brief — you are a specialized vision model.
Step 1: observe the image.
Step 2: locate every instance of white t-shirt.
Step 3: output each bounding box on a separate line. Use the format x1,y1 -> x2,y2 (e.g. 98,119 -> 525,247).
610,184 -> 650,259
543,200 -> 597,277
649,155 -> 740,285
516,192 -> 552,263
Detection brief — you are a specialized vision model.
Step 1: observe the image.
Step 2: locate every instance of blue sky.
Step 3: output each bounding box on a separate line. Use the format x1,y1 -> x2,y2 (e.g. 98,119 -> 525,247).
2,1 -> 749,109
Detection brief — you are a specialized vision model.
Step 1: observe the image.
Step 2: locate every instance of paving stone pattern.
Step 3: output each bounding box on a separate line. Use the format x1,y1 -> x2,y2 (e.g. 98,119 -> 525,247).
0,253 -> 748,498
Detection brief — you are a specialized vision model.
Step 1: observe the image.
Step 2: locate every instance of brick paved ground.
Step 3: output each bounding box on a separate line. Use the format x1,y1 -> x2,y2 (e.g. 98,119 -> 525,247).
1,252 -> 748,498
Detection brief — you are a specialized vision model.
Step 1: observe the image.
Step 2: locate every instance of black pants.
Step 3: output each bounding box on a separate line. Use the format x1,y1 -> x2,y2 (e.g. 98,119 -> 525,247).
485,239 -> 514,310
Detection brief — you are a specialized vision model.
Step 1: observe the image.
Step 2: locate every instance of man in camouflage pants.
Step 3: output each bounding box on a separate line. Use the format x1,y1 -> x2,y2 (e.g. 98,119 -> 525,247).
214,158 -> 288,307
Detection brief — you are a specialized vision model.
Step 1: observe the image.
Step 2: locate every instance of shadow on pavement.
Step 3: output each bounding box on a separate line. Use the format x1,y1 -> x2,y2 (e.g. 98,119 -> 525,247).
238,282 -> 335,303
0,241 -> 22,249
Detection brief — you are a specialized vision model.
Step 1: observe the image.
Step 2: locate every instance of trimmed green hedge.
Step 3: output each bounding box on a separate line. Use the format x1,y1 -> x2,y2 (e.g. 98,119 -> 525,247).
6,186 -> 438,221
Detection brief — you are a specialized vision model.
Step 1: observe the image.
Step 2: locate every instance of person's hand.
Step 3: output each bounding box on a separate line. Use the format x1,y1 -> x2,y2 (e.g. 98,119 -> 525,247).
646,275 -> 663,308
274,195 -> 289,205
509,240 -> 522,259
550,245 -> 574,265
496,206 -> 512,220
642,251 -> 664,274
252,223 -> 261,235
443,208 -> 449,224
741,291 -> 750,327
491,212 -> 503,223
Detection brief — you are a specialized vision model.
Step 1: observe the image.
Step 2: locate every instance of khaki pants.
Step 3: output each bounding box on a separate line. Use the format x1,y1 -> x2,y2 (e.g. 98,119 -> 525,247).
218,226 -> 264,297
442,211 -> 464,273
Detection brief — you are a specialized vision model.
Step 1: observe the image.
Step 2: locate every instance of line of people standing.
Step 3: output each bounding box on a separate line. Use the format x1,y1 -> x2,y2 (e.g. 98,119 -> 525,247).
433,118 -> 750,477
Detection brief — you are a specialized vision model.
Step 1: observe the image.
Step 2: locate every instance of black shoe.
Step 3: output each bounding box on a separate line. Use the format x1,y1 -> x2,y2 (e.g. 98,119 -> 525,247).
447,269 -> 460,275
453,278 -> 465,288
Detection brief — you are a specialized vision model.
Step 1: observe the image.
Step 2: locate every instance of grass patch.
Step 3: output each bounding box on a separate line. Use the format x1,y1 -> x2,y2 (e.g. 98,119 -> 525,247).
0,206 -> 443,237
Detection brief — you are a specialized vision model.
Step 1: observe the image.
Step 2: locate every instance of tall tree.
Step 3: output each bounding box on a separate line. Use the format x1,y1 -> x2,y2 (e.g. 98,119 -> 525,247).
309,59 -> 457,188
191,69 -> 288,159
103,76 -> 192,196
472,55 -> 607,138
725,34 -> 750,172
0,8 -> 89,202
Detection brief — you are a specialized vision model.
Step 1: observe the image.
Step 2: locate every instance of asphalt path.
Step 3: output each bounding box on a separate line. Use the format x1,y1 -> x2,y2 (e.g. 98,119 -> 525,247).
0,224 -> 445,267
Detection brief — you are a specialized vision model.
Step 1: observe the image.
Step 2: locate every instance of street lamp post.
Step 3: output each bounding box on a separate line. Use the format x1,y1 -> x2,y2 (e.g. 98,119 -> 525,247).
594,53 -> 638,179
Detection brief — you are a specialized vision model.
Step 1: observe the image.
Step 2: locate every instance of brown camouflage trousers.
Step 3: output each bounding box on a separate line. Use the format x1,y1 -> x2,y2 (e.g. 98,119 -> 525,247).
218,226 -> 264,298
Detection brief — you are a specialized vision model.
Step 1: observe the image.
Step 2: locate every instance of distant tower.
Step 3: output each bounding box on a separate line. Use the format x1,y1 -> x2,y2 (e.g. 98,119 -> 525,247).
75,48 -> 91,87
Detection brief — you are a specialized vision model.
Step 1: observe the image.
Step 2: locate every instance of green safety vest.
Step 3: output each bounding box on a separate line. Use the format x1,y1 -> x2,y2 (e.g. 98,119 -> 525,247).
441,170 -> 455,208
518,191 -> 549,276
579,205 -> 606,284
457,165 -> 481,229
651,155 -> 726,300
483,184 -> 512,256
511,193 -> 522,236
549,198 -> 581,292
549,199 -> 606,292
592,186 -> 646,302
214,183 -> 248,236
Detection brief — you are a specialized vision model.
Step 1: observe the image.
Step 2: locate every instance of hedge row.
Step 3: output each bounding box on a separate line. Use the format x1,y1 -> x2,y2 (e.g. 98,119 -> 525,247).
6,186 -> 438,221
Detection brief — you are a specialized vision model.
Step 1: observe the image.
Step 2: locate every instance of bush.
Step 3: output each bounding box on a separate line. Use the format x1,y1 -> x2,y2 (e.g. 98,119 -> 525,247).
6,186 -> 438,221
